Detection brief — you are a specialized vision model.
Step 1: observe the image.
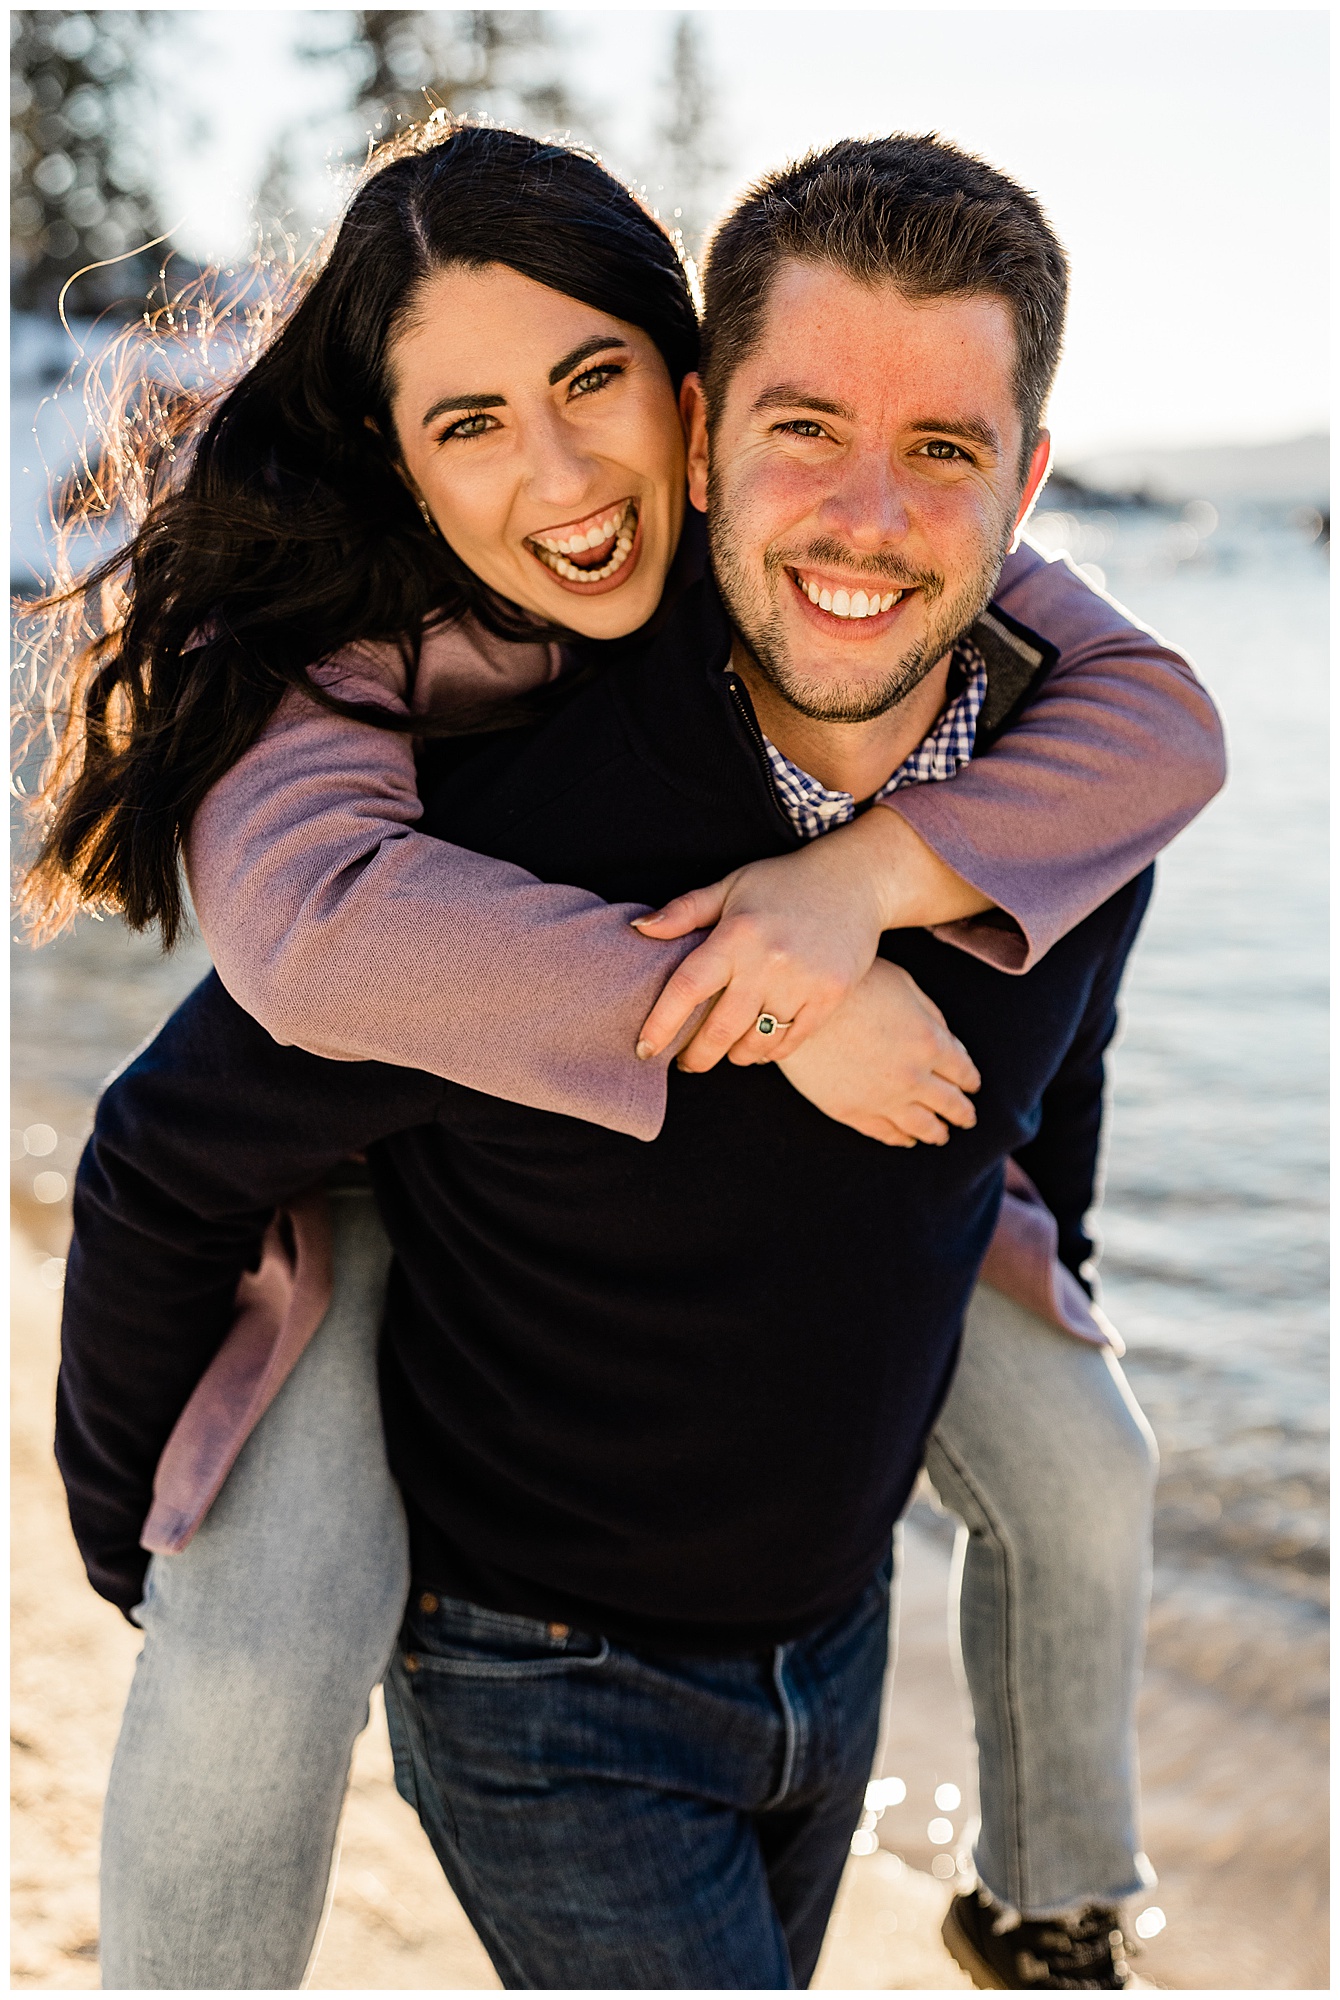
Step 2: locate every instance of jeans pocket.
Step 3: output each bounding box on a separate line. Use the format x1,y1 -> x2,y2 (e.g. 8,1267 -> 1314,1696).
385,1692 -> 422,1814
401,1592 -> 610,1680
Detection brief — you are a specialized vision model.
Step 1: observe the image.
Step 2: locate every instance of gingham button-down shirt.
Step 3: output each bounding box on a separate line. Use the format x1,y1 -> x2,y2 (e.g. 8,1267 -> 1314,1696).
761,638 -> 988,843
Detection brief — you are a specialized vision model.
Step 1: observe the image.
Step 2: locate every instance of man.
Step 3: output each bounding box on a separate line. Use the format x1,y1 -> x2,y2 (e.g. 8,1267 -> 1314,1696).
63,136 -> 1159,1988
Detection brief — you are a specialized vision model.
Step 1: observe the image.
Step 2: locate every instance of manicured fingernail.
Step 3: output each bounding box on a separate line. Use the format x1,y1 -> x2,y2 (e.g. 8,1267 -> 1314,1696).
631,912 -> 664,929
635,1040 -> 654,1060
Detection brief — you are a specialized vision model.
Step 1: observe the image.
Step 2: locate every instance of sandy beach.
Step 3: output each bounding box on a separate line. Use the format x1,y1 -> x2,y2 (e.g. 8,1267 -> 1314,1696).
12,1214 -> 1326,1990
11,1220 -> 973,1991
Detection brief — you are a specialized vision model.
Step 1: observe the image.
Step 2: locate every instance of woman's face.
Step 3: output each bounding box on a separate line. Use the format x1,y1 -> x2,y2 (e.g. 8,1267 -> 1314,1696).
387,263 -> 688,639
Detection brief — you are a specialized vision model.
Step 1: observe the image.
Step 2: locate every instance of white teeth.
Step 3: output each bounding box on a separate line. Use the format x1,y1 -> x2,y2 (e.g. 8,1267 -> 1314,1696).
529,503 -> 637,582
533,534 -> 633,585
533,504 -> 631,558
795,571 -> 904,618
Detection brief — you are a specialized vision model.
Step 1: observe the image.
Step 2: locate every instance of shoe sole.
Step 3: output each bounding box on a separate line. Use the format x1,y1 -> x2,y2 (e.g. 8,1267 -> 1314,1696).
940,1897 -> 1152,1991
941,1899 -> 1010,1990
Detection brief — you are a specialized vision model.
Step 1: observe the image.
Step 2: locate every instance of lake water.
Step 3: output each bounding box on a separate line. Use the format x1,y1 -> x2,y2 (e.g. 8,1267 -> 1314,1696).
11,505 -> 1328,1694
1028,508 -> 1329,1637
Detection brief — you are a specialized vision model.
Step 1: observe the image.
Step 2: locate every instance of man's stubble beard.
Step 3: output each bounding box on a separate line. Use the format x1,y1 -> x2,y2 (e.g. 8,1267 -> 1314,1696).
707,470 -> 1014,725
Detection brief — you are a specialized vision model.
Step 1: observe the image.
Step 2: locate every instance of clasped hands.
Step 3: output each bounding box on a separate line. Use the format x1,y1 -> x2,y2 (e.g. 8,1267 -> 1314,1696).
630,807 -> 985,1149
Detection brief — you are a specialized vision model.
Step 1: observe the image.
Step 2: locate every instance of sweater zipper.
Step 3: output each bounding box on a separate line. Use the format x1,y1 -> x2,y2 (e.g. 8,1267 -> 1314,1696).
723,670 -> 795,837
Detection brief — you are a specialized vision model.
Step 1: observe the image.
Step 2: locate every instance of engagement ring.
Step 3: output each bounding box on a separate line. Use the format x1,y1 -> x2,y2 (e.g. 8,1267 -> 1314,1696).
755,1013 -> 794,1037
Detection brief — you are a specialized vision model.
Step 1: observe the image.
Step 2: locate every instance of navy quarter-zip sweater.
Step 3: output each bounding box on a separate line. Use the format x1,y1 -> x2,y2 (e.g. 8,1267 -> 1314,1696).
60,578 -> 1152,1647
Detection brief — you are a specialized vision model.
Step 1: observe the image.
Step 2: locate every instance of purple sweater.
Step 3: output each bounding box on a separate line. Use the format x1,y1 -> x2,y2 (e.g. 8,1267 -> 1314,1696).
187,540 -> 1225,1142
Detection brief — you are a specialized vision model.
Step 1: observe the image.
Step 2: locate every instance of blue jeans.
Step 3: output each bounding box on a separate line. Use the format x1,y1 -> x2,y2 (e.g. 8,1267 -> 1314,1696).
926,1283 -> 1157,1916
99,1189 -> 409,1991
98,1190 -> 1156,1986
382,1568 -> 891,1989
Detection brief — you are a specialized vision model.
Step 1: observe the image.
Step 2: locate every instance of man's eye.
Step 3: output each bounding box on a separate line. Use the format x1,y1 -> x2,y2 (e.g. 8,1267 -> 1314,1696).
776,419 -> 829,439
570,364 -> 622,398
439,411 -> 498,442
922,439 -> 968,460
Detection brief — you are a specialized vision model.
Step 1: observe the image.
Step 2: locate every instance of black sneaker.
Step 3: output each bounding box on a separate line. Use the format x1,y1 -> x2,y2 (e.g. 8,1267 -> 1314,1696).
942,1889 -> 1131,1989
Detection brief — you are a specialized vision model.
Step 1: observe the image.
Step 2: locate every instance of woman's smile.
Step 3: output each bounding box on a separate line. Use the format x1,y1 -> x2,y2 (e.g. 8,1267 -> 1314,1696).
525,497 -> 643,595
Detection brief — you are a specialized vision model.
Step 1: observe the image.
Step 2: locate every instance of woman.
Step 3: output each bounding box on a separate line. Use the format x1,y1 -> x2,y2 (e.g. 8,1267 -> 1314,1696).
32,120 -> 1216,1988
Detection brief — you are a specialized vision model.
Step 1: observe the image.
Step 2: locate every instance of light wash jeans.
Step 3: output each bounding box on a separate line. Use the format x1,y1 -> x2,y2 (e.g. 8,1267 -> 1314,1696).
99,1189 -> 408,1991
99,1188 -> 1157,1989
925,1282 -> 1157,1918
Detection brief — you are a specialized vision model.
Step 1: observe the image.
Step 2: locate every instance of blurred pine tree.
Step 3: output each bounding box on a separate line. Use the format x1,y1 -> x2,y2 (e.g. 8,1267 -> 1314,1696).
653,14 -> 726,261
10,9 -> 168,316
348,10 -> 584,143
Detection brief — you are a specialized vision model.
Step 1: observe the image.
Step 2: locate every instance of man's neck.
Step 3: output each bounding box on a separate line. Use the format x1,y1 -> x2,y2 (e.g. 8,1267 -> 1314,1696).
731,642 -> 954,800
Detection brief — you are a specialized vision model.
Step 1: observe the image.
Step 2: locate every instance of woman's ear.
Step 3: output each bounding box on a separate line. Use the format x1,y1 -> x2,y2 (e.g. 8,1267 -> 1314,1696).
378,442 -> 439,532
679,373 -> 709,516
369,418 -> 437,530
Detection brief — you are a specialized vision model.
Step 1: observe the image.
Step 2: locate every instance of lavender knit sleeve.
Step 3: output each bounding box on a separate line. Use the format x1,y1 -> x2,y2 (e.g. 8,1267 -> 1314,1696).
188,558 -> 1225,1133
186,622 -> 698,1143
885,539 -> 1226,972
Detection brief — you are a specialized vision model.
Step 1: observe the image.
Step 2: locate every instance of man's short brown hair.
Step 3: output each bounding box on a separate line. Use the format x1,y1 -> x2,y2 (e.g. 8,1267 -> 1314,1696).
700,134 -> 1069,476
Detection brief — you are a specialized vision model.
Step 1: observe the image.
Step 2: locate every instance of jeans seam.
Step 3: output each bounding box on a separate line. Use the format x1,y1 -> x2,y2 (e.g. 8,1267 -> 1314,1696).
760,1644 -> 800,1810
930,1430 -> 1029,1908
405,1639 -> 610,1680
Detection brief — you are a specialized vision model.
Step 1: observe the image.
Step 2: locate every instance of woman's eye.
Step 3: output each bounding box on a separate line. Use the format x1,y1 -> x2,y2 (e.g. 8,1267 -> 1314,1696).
569,363 -> 622,398
439,411 -> 498,442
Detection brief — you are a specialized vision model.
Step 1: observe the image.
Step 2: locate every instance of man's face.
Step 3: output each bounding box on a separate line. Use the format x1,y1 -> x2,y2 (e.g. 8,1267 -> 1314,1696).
686,261 -> 1050,723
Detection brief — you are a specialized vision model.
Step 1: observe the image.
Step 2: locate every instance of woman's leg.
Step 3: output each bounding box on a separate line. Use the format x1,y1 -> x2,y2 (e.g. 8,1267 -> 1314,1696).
923,1282 -> 1158,1917
99,1186 -> 409,1991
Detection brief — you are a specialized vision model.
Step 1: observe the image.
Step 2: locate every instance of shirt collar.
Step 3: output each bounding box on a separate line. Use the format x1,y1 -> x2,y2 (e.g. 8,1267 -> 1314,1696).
762,638 -> 989,844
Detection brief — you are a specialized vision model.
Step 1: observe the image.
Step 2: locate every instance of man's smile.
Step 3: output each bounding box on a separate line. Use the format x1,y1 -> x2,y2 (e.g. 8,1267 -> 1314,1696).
784,563 -> 920,634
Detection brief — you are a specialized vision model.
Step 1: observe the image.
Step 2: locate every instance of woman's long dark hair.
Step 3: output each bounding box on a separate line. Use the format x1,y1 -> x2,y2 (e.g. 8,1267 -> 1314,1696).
18,117 -> 700,945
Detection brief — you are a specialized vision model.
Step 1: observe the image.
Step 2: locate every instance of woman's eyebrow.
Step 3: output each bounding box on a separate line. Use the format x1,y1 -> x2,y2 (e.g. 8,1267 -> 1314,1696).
420,389 -> 506,429
419,337 -> 630,427
547,335 -> 631,386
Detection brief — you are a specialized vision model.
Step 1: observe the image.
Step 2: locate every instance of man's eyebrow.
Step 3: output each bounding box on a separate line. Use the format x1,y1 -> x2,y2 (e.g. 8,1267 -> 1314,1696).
548,335 -> 630,386
751,387 -> 1002,456
908,415 -> 1001,453
421,390 -> 506,429
752,385 -> 856,421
